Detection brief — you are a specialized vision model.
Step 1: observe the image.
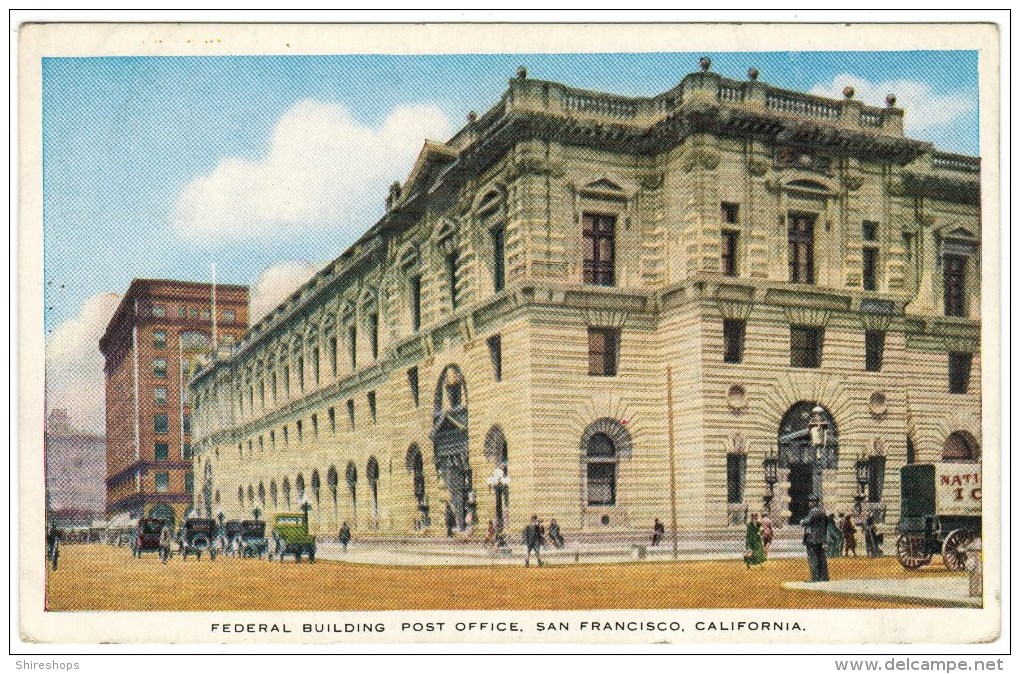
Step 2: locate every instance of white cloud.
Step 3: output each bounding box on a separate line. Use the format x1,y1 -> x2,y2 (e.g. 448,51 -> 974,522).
249,260 -> 320,323
809,74 -> 975,143
173,100 -> 452,244
45,292 -> 122,434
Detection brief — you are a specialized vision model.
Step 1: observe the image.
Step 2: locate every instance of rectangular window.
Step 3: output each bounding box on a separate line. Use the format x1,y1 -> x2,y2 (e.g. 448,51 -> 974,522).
586,464 -> 616,506
721,202 -> 740,225
155,472 -> 170,493
151,304 -> 166,318
329,337 -> 338,376
369,313 -> 379,360
283,365 -> 291,397
200,307 -> 211,320
368,391 -> 377,423
949,352 -> 973,394
154,387 -> 168,406
865,330 -> 886,372
183,414 -> 192,435
346,399 -> 355,430
582,213 -> 616,286
183,442 -> 192,460
410,276 -> 422,331
862,221 -> 879,242
588,327 -> 619,377
154,414 -> 169,434
312,347 -> 320,386
348,325 -> 357,369
154,442 -> 169,461
184,472 -> 194,494
222,309 -> 236,324
283,425 -> 289,446
790,326 -> 824,368
153,358 -> 168,378
492,226 -> 506,292
447,253 -> 459,311
487,334 -> 503,382
723,320 -> 746,364
408,367 -> 420,407
296,420 -> 303,443
328,407 -> 336,433
178,306 -> 187,319
788,213 -> 815,284
726,453 -> 747,504
270,371 -> 278,402
944,254 -> 967,317
153,330 -> 167,349
189,307 -> 199,320
862,247 -> 878,291
297,356 -> 305,391
312,414 -> 318,438
721,230 -> 739,277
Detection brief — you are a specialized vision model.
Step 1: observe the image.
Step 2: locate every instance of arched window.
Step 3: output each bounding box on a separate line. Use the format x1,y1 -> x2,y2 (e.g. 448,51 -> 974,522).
282,477 -> 291,508
406,445 -> 426,510
238,486 -> 245,507
258,482 -> 266,506
311,470 -> 321,507
269,480 -> 277,508
943,431 -> 980,462
367,457 -> 380,526
296,473 -> 306,504
585,433 -> 617,506
346,462 -> 358,520
247,485 -> 255,508
327,466 -> 339,513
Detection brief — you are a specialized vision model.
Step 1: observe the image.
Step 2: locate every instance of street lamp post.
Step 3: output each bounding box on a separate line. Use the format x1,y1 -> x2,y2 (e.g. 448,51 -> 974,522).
300,500 -> 312,533
854,453 -> 871,517
807,405 -> 828,507
763,450 -> 779,516
486,467 -> 510,536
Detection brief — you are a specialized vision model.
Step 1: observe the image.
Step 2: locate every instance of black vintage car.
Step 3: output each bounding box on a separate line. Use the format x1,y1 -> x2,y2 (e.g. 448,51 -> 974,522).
239,520 -> 269,558
180,518 -> 218,560
132,518 -> 167,558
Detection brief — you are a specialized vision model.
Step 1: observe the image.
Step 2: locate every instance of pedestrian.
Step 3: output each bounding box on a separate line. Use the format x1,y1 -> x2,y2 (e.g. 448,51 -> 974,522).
46,527 -> 60,571
744,512 -> 767,567
445,503 -> 456,538
338,522 -> 351,552
826,513 -> 844,558
548,518 -> 565,548
841,513 -> 858,557
159,525 -> 172,564
522,515 -> 543,567
864,512 -> 881,557
800,496 -> 829,582
484,519 -> 497,547
651,518 -> 665,546
760,512 -> 774,552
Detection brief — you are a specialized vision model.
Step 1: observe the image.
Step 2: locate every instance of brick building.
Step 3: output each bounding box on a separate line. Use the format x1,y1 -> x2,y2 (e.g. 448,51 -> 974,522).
100,279 -> 249,526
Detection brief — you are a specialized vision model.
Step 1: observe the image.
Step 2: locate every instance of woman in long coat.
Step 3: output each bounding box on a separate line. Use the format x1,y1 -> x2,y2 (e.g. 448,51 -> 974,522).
826,513 -> 844,558
744,513 -> 767,567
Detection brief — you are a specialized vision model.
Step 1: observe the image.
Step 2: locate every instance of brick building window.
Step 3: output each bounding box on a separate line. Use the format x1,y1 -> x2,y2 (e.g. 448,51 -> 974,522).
184,472 -> 194,493
183,414 -> 191,435
949,352 -> 973,394
588,327 -> 619,376
788,213 -> 815,284
723,320 -> 745,364
153,330 -> 167,349
154,442 -> 169,461
154,414 -> 169,434
790,326 -> 824,368
151,304 -> 166,318
585,433 -> 617,506
865,330 -> 886,372
155,473 -> 170,493
153,358 -> 168,378
183,443 -> 192,460
154,387 -> 168,406
583,213 -> 616,286
222,309 -> 236,324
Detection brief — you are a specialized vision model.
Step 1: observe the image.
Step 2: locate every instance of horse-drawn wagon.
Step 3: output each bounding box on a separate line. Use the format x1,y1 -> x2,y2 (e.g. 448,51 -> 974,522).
896,462 -> 981,571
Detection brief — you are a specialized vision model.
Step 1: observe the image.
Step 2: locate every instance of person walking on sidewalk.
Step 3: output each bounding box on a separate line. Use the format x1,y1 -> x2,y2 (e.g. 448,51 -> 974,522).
337,522 -> 351,552
760,512 -> 775,553
547,519 -> 565,548
523,515 -> 543,567
744,512 -> 767,568
159,525 -> 172,564
841,513 -> 858,557
801,496 -> 829,582
651,518 -> 666,546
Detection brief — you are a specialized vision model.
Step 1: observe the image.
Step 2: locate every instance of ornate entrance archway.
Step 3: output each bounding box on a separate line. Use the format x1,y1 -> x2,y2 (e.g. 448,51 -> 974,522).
431,365 -> 474,531
777,402 -> 839,524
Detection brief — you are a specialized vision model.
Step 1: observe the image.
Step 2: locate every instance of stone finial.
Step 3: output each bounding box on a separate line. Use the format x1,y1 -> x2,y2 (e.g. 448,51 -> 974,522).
842,86 -> 855,100
699,56 -> 712,72
516,65 -> 527,80
467,111 -> 477,123
748,67 -> 759,81
885,93 -> 897,107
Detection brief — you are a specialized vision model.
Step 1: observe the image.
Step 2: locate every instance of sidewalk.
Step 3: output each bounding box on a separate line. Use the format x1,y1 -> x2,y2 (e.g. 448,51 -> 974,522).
783,577 -> 980,608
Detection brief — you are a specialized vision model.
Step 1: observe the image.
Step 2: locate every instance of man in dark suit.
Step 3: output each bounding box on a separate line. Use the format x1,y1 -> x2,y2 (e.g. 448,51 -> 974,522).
801,496 -> 829,582
523,515 -> 543,567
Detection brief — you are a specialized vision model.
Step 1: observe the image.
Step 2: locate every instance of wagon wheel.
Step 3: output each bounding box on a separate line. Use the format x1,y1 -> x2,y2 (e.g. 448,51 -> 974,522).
896,533 -> 932,570
942,529 -> 974,572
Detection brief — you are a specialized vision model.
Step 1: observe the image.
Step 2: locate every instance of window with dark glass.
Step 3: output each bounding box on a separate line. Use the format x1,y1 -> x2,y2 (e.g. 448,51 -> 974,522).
906,435 -> 916,465
184,472 -> 194,494
865,330 -> 885,371
446,252 -> 459,310
723,320 -> 745,364
721,230 -> 739,277
183,414 -> 191,435
346,399 -> 355,430
726,453 -> 747,503
328,407 -> 336,433
297,356 -> 305,391
862,221 -> 878,242
862,247 -> 878,291
588,327 -> 619,376
348,325 -> 357,369
312,347 -> 320,386
154,414 -> 169,434
200,307 -> 211,320
368,391 -> 377,423
270,371 -> 278,402
154,387 -> 168,406
487,334 -> 502,382
178,306 -> 187,319
491,226 -> 506,292
949,352 -> 972,394
183,443 -> 192,460
410,276 -> 422,331
155,472 -> 170,493
585,432 -> 617,506
329,337 -> 338,376
721,202 -> 739,224
153,358 -> 168,378
866,455 -> 886,502
222,309 -> 236,324
154,442 -> 169,461
283,425 -> 289,446
369,313 -> 379,360
790,326 -> 824,368
151,304 -> 166,318
312,414 -> 318,438
283,365 -> 291,397
944,254 -> 967,317
408,367 -> 420,407
297,420 -> 303,443
788,213 -> 815,284
582,213 -> 616,286
153,330 -> 167,349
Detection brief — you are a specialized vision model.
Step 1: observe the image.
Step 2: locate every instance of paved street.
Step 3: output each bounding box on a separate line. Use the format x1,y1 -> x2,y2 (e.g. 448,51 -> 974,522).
45,544 -> 964,611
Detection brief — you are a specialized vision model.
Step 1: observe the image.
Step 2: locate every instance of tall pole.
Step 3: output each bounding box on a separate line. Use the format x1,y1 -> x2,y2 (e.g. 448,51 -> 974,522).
666,365 -> 679,560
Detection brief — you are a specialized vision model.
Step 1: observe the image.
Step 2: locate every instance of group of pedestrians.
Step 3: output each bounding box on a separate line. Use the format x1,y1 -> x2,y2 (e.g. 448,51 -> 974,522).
802,498 -> 884,582
743,512 -> 775,568
521,515 -> 565,566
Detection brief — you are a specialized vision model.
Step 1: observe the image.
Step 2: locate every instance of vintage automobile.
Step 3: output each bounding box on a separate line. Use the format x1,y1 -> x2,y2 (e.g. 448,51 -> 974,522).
271,513 -> 316,563
180,518 -> 219,560
239,520 -> 269,558
132,518 -> 167,558
223,520 -> 244,556
896,462 -> 981,571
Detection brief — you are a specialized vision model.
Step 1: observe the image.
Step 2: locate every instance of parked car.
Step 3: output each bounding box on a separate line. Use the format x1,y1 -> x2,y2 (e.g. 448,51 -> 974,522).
180,518 -> 218,560
271,513 -> 316,563
239,520 -> 269,558
132,518 -> 166,558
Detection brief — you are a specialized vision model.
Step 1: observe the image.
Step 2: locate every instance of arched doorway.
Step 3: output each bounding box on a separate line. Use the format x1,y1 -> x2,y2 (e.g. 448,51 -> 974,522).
777,402 -> 840,524
430,365 -> 474,531
943,431 -> 980,462
406,444 -> 429,528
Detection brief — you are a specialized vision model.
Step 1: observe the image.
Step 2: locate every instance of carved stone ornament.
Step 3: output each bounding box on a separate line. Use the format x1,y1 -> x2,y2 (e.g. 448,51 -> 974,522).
868,391 -> 888,418
727,384 -> 748,413
747,159 -> 769,177
844,173 -> 864,191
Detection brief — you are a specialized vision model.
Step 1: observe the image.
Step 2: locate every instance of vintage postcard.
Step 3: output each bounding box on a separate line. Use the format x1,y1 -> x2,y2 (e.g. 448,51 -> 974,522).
18,20 -> 1002,649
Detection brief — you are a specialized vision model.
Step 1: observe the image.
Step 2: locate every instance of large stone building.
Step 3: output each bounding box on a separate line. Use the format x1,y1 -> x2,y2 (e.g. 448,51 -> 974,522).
101,279 -> 249,526
45,409 -> 106,520
190,62 -> 981,541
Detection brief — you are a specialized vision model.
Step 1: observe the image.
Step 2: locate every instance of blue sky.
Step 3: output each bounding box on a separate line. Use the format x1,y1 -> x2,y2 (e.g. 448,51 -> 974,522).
42,50 -> 980,431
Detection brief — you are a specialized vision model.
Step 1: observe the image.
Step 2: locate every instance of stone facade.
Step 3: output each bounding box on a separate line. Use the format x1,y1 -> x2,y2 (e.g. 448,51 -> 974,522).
190,65 -> 981,540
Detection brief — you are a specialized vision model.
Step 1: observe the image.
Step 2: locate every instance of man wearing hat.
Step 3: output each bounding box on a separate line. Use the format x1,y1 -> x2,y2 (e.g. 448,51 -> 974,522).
801,496 -> 829,582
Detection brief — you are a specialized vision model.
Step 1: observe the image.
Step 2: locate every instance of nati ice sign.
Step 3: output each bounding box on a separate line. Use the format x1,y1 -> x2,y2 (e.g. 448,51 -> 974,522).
935,463 -> 982,516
